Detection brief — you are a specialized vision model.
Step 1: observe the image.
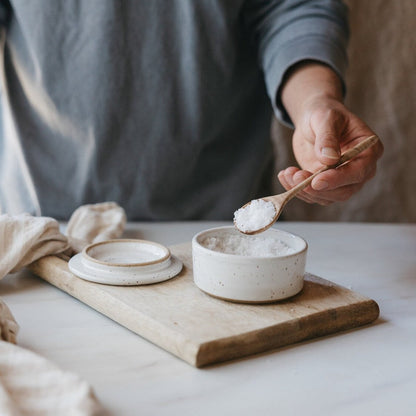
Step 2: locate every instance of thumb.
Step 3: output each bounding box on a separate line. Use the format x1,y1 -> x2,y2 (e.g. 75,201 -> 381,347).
312,112 -> 343,166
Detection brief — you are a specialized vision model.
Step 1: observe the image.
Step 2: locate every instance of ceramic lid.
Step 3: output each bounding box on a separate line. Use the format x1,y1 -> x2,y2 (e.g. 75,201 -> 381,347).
68,239 -> 183,286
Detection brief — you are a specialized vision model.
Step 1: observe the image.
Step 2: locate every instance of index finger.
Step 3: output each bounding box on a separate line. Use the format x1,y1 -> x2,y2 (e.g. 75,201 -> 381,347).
311,139 -> 383,190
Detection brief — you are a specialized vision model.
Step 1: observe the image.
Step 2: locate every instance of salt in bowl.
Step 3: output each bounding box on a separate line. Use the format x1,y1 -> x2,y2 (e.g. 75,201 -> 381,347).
192,226 -> 307,303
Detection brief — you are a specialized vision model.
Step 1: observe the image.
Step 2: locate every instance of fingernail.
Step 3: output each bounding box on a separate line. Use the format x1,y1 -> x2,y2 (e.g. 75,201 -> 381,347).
314,180 -> 329,191
322,147 -> 339,159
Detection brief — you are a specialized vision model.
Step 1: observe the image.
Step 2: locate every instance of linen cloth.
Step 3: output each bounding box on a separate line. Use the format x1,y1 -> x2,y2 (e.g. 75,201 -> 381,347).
0,202 -> 126,415
65,202 -> 126,254
0,341 -> 102,416
0,299 -> 18,344
0,213 -> 69,278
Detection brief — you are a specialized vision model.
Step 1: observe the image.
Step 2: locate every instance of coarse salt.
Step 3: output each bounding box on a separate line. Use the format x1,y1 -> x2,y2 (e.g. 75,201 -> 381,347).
200,234 -> 295,257
233,199 -> 276,233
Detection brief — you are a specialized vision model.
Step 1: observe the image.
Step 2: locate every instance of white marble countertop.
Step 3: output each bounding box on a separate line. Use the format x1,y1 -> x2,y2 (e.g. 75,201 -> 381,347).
1,221 -> 415,415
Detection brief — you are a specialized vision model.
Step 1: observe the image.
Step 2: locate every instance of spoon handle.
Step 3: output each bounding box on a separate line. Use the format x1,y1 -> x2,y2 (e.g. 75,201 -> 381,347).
283,135 -> 379,200
336,135 -> 379,166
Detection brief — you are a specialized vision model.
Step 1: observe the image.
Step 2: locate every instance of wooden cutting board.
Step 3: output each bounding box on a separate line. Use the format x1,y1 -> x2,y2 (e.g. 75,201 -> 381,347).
29,243 -> 379,368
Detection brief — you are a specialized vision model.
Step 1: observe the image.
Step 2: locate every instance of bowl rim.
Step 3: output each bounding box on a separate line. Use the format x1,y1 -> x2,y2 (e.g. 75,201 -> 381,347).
82,238 -> 171,268
192,226 -> 308,260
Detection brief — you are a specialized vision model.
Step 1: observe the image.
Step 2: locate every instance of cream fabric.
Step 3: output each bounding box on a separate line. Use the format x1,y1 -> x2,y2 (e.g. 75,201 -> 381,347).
66,202 -> 126,253
0,214 -> 69,278
271,0 -> 416,222
0,341 -> 102,416
0,202 -> 126,416
0,300 -> 18,344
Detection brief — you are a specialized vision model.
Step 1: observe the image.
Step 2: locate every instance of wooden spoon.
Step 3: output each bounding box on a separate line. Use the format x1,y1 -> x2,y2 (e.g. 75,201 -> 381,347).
234,135 -> 380,235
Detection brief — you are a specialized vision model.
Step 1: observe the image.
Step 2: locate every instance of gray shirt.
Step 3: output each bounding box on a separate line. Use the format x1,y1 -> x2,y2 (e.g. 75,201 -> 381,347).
0,0 -> 348,220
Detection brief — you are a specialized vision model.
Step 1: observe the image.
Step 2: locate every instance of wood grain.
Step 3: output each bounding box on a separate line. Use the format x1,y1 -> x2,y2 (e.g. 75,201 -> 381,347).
28,243 -> 379,367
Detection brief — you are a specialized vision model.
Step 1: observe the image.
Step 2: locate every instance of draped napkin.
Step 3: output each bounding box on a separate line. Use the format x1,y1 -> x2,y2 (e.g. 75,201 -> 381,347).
0,202 -> 126,415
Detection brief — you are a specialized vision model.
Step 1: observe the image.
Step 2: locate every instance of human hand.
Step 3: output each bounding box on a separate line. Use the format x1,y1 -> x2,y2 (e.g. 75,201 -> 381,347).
278,96 -> 384,205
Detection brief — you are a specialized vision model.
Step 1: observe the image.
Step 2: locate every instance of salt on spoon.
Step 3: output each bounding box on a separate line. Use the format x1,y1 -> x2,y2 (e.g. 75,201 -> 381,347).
234,135 -> 380,235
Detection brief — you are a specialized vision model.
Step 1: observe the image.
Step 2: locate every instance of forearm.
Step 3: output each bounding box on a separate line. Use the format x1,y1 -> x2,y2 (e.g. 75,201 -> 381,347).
280,61 -> 344,128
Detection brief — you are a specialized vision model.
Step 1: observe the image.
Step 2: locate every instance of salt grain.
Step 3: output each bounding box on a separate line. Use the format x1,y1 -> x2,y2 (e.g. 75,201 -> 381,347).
200,234 -> 295,257
234,199 -> 276,232
233,199 -> 276,233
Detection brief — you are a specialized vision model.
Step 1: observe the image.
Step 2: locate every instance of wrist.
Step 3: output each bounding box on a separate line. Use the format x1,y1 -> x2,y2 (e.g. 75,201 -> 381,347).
298,93 -> 345,125
280,61 -> 344,127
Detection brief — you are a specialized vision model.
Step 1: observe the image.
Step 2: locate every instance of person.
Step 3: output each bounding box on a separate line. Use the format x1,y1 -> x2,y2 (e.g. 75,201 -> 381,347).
0,0 -> 383,221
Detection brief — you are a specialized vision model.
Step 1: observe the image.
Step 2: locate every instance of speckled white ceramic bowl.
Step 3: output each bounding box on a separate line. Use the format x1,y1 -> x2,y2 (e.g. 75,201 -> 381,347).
192,226 -> 307,303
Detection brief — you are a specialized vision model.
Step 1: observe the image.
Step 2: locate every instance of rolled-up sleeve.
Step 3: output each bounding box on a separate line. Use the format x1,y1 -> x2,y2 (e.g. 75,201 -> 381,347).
243,0 -> 349,127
